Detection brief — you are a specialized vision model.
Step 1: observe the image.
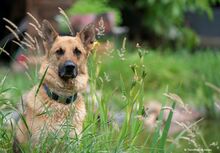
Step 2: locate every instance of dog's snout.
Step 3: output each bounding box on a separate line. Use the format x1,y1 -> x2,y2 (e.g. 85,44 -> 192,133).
59,60 -> 78,80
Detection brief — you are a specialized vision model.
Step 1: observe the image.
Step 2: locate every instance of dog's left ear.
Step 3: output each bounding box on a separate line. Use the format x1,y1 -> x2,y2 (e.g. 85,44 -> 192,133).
78,24 -> 96,51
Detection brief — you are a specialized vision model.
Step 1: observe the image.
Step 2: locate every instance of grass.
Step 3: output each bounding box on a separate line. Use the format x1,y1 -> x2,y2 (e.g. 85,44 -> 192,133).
0,47 -> 220,152
100,49 -> 220,118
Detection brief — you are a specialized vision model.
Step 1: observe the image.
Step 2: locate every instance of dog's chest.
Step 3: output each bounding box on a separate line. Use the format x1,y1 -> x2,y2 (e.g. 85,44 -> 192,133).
36,102 -> 82,126
46,105 -> 73,123
24,87 -> 86,138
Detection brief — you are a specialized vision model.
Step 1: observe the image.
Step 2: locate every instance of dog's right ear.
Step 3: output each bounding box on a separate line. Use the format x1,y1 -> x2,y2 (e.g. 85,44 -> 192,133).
42,20 -> 58,49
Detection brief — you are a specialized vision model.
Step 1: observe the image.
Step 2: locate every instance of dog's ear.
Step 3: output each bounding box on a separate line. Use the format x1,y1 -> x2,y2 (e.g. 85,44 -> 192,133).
78,24 -> 96,51
42,20 -> 58,48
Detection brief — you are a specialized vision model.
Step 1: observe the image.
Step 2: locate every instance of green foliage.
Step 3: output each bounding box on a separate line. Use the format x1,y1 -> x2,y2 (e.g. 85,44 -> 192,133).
67,0 -> 121,24
66,0 -> 220,49
109,0 -> 220,49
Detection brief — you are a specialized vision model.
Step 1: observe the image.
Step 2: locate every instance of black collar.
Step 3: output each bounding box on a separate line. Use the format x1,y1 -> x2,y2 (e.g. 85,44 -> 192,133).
43,84 -> 77,105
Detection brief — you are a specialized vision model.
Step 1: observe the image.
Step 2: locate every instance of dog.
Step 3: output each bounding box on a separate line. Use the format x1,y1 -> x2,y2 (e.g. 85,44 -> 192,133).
13,20 -> 96,152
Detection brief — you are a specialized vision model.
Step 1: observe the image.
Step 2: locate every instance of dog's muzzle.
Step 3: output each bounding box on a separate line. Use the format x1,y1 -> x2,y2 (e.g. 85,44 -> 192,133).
59,60 -> 78,80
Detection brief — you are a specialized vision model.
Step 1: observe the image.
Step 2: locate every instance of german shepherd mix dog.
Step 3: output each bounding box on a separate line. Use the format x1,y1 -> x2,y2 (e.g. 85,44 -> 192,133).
13,20 -> 95,152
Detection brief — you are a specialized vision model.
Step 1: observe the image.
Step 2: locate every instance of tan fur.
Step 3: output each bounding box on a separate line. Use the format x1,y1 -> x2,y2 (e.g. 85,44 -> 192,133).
14,20 -> 95,147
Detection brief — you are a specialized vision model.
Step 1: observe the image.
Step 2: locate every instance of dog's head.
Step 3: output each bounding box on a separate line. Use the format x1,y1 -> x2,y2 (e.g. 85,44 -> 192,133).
39,20 -> 95,94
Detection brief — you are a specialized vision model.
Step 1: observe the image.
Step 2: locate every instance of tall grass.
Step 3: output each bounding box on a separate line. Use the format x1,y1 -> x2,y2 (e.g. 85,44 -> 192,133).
1,47 -> 220,152
0,40 -> 185,152
100,50 -> 220,118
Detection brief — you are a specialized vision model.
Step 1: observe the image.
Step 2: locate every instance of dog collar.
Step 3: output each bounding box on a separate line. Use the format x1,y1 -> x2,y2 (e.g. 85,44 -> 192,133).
43,84 -> 77,105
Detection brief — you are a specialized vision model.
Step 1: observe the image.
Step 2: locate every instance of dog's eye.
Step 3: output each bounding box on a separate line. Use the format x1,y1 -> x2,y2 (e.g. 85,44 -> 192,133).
56,49 -> 65,56
73,48 -> 81,57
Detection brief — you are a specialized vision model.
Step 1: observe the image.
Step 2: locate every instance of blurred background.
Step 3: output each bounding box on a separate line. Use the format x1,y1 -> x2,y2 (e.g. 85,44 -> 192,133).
0,0 -> 220,152
2,0 -> 220,65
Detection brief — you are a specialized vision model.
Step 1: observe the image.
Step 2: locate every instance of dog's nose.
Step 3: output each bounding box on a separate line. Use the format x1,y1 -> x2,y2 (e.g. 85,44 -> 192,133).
59,60 -> 78,79
64,61 -> 76,74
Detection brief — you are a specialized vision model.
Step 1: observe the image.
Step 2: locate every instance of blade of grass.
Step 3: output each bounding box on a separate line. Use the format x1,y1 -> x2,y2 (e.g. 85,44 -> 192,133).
198,132 -> 210,151
35,65 -> 49,97
158,101 -> 176,153
149,104 -> 164,153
